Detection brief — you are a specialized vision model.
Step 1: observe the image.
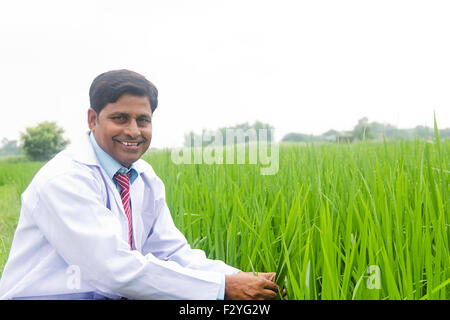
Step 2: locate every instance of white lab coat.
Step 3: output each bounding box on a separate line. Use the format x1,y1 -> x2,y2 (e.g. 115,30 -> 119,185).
0,132 -> 239,299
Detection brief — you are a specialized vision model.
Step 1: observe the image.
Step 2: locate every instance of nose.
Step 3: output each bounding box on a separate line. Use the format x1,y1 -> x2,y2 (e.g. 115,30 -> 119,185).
124,119 -> 140,138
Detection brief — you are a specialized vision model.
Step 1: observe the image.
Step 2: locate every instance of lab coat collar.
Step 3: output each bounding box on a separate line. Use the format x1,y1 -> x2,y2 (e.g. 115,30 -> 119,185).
88,131 -> 138,183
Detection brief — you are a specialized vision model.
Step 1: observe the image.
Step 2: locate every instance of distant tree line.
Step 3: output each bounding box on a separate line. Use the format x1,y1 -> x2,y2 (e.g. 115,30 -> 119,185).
281,117 -> 450,143
2,118 -> 449,160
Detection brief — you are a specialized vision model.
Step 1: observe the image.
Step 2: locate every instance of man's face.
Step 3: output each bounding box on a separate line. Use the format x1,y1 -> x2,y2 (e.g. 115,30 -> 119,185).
88,93 -> 152,168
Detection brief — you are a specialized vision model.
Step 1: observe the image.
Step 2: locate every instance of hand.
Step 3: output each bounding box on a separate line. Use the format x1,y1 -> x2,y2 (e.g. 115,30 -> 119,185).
256,272 -> 287,299
224,271 -> 282,300
241,272 -> 287,299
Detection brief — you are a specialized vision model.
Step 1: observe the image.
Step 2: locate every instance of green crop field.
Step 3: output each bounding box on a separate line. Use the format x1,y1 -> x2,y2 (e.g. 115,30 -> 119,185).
0,137 -> 448,299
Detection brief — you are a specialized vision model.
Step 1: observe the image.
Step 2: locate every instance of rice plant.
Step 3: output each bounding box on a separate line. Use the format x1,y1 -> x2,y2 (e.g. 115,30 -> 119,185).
0,136 -> 448,299
146,136 -> 449,300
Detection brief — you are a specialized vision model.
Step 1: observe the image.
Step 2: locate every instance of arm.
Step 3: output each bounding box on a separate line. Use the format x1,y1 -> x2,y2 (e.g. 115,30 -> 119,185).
34,170 -> 223,299
141,201 -> 240,275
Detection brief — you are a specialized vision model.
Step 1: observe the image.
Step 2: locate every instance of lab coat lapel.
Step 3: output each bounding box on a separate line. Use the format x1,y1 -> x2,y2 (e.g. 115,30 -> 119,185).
130,178 -> 144,251
103,169 -> 126,215
128,160 -> 156,252
67,131 -> 139,249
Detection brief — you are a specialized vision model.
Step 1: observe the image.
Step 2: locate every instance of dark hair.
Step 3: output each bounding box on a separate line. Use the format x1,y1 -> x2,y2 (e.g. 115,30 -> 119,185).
89,69 -> 158,114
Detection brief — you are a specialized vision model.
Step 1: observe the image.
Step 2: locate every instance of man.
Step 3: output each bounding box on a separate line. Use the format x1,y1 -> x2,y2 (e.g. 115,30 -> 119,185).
0,69 -> 283,299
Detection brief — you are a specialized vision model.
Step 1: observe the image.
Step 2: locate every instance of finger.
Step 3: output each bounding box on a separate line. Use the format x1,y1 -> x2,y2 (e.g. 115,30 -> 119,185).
259,272 -> 276,282
261,289 -> 278,300
262,279 -> 279,293
254,289 -> 278,300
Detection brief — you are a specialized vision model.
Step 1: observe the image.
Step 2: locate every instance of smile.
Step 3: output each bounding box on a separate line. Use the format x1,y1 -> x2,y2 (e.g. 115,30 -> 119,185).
114,139 -> 145,149
119,141 -> 140,146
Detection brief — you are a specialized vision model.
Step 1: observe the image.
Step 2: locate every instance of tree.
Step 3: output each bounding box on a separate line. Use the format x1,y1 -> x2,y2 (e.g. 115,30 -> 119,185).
20,121 -> 70,161
0,138 -> 22,157
281,132 -> 315,142
413,125 -> 432,139
352,117 -> 375,141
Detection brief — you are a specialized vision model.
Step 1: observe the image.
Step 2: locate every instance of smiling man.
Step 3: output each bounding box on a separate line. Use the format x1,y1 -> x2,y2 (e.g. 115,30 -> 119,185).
0,69 -> 283,300
88,94 -> 152,166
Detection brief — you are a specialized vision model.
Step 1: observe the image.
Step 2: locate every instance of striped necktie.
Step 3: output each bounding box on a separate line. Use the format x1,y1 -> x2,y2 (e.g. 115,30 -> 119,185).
114,172 -> 133,250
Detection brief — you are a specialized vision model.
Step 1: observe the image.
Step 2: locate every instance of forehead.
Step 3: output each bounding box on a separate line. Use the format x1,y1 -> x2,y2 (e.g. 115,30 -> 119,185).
102,94 -> 152,115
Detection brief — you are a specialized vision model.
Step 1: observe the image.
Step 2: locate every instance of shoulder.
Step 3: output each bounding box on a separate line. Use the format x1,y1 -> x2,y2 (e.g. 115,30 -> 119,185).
19,151 -> 105,218
30,132 -> 103,188
43,150 -> 98,181
25,150 -> 103,201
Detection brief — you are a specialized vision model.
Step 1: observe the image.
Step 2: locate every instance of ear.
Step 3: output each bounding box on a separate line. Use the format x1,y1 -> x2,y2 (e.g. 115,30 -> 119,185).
87,108 -> 98,132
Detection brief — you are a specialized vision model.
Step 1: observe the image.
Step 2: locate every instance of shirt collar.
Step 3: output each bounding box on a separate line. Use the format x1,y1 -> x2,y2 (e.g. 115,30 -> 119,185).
89,131 -> 138,184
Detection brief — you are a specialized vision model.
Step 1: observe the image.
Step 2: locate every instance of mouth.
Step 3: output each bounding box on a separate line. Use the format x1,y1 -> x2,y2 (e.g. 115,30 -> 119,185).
114,139 -> 145,151
118,141 -> 140,146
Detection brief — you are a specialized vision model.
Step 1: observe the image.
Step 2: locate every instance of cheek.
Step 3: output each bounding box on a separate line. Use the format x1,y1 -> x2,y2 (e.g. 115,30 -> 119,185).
98,126 -> 120,148
143,127 -> 152,141
104,125 -> 123,141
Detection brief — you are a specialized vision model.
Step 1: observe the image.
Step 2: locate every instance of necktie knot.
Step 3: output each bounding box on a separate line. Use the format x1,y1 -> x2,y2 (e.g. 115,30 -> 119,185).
114,172 -> 130,193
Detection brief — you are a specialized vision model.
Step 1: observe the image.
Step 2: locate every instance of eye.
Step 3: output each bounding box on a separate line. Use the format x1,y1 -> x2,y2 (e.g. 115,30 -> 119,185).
111,115 -> 127,122
137,118 -> 152,125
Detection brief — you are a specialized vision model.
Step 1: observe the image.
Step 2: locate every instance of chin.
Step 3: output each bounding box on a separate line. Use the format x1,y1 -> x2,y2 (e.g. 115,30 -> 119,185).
123,157 -> 140,166
114,155 -> 138,167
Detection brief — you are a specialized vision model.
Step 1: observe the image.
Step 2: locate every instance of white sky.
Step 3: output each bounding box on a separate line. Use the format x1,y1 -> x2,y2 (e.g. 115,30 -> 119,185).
0,0 -> 449,148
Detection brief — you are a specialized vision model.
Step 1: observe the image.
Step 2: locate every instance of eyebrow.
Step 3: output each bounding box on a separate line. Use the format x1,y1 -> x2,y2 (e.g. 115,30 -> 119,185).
109,112 -> 127,117
109,112 -> 152,119
137,114 -> 152,119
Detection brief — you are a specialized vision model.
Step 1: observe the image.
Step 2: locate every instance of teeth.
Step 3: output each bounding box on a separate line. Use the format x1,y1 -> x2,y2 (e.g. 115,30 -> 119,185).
121,142 -> 138,146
